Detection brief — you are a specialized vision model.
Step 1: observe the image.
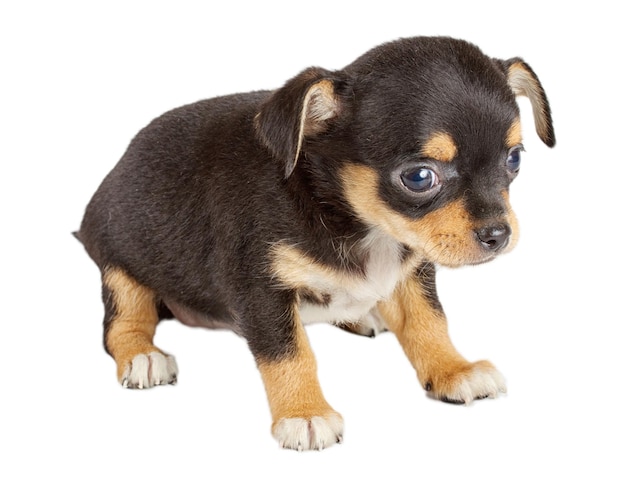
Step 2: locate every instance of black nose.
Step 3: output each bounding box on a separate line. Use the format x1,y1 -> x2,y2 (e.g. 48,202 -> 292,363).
476,224 -> 511,252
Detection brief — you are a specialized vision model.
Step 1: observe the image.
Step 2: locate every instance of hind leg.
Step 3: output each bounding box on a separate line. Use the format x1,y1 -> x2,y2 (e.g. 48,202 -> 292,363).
102,267 -> 178,388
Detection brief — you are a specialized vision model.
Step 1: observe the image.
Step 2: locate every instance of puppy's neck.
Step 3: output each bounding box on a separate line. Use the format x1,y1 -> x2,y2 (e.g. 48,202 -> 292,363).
357,227 -> 406,297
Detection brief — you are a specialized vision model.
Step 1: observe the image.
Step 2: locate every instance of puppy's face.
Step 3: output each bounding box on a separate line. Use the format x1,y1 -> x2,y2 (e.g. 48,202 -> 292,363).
339,48 -> 526,266
256,37 -> 555,267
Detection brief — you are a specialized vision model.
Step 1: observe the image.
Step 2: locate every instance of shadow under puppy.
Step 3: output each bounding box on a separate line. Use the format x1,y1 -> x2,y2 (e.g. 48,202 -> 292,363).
76,36 -> 555,451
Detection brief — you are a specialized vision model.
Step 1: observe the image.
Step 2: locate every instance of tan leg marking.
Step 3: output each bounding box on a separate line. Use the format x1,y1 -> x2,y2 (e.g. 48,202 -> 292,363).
257,311 -> 343,450
378,276 -> 505,404
104,267 -> 177,388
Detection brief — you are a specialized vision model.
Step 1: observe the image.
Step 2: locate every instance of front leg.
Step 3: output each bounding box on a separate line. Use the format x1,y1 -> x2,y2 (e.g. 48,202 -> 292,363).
378,263 -> 506,404
249,300 -> 343,451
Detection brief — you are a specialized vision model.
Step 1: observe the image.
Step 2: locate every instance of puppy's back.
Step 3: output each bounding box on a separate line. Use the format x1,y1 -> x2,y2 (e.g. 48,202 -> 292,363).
76,91 -> 282,308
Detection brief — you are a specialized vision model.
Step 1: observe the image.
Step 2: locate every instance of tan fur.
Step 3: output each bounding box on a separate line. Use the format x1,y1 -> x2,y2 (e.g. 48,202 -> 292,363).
340,164 -> 420,244
410,199 -> 481,266
103,267 -> 163,381
506,118 -> 523,147
378,275 -> 498,398
421,132 -> 458,162
270,242 -> 344,292
256,309 -> 340,431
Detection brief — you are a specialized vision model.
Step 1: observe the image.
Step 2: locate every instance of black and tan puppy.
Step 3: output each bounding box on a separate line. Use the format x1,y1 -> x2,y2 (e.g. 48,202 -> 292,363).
76,36 -> 555,450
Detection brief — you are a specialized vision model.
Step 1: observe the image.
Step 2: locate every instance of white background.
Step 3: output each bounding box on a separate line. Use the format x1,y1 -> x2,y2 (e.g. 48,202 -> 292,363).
2,1 -> 624,484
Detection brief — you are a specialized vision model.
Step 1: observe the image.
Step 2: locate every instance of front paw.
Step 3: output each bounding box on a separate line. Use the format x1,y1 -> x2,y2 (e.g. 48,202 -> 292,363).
120,351 -> 178,389
424,360 -> 506,405
273,413 -> 344,451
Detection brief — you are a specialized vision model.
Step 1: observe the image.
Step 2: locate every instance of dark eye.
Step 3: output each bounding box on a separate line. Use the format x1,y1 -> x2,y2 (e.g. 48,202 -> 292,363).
401,167 -> 439,192
506,147 -> 522,173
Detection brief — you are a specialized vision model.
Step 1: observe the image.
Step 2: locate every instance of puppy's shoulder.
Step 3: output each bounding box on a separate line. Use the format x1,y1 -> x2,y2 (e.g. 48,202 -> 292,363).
140,90 -> 272,139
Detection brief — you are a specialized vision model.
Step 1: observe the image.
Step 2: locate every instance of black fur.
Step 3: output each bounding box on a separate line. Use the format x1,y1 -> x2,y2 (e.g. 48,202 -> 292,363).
77,36 -> 554,363
101,281 -> 116,356
415,262 -> 443,314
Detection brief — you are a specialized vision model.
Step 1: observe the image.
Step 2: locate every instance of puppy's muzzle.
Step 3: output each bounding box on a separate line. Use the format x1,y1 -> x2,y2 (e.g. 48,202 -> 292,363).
475,223 -> 511,252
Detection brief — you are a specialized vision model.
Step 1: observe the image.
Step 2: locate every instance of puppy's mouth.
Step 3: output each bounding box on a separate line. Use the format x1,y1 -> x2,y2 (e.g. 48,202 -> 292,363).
464,252 -> 499,267
418,223 -> 516,268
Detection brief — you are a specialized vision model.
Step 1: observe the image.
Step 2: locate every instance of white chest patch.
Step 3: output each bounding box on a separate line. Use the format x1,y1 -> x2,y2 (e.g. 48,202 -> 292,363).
275,230 -> 405,326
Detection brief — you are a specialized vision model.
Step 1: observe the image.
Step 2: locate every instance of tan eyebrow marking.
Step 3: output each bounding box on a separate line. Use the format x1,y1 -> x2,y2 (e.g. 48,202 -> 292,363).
420,132 -> 457,162
506,118 -> 523,148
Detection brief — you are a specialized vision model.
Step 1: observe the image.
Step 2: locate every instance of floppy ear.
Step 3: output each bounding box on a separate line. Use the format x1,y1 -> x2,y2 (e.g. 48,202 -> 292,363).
499,58 -> 556,147
255,67 -> 341,178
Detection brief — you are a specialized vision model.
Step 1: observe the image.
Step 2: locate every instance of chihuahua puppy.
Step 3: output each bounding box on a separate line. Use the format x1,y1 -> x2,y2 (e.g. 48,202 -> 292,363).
76,36 -> 555,451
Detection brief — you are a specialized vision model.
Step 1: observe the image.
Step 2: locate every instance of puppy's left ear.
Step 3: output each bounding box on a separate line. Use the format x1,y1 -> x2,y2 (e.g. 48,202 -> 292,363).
256,67 -> 341,178
499,58 -> 556,147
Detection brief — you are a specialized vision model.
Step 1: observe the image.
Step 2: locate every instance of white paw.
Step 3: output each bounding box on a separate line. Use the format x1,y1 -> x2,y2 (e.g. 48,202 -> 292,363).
121,352 -> 178,389
273,414 -> 344,451
434,364 -> 507,405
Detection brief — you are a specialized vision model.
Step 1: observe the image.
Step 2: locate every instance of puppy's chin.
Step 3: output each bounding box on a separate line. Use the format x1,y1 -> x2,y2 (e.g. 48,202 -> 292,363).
421,238 -> 517,268
428,253 -> 495,269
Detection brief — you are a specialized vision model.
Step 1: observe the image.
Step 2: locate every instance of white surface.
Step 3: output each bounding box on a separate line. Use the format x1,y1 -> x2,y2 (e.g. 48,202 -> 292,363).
2,1 -> 624,484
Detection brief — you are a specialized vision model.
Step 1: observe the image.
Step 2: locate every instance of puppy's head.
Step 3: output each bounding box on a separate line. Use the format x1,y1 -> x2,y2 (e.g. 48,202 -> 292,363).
256,37 -> 555,267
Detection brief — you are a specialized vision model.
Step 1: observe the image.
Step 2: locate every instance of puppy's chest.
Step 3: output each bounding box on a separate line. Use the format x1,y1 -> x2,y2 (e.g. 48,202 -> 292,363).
274,233 -> 407,325
298,276 -> 395,325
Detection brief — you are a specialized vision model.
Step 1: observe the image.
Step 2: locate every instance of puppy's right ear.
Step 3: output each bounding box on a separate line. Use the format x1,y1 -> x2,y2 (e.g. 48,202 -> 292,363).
255,67 -> 341,178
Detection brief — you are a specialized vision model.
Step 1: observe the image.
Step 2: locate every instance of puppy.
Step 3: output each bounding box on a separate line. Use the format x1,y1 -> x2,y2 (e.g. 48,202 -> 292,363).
76,36 -> 555,451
